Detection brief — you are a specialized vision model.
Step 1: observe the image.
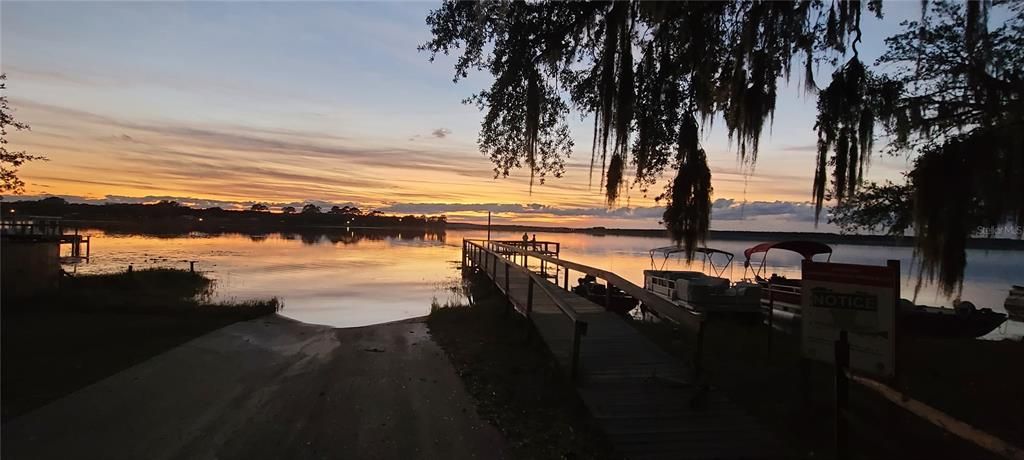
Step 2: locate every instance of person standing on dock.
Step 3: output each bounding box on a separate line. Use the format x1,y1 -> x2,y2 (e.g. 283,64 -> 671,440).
522,232 -> 528,242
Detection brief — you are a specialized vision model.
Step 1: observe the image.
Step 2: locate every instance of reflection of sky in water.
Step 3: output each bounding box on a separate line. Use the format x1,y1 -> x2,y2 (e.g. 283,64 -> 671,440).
64,229 -> 1023,338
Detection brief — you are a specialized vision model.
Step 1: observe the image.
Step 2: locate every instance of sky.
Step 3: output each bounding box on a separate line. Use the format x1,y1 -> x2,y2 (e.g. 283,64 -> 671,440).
0,1 -> 924,231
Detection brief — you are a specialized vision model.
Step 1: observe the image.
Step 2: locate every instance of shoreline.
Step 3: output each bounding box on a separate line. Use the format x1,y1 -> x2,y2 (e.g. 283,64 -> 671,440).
447,222 -> 1024,250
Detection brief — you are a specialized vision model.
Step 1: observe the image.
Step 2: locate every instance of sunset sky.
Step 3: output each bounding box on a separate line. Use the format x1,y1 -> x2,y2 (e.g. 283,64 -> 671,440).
1,1 -> 921,230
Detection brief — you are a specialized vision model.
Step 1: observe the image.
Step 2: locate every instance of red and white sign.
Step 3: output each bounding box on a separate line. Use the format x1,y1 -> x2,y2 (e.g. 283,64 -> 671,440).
801,260 -> 899,377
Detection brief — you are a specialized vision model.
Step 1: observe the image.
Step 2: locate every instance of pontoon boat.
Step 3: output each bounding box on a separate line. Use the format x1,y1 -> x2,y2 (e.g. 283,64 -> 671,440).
644,246 -> 762,315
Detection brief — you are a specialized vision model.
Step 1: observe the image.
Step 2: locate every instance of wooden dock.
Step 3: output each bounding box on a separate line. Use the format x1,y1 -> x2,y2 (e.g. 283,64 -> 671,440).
463,240 -> 786,460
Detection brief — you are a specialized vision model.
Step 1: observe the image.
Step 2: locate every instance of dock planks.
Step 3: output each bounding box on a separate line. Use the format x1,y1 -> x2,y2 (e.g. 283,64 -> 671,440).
466,241 -> 787,460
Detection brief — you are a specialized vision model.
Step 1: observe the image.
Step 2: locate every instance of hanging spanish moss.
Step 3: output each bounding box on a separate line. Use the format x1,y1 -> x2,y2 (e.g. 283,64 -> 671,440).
525,66 -> 541,191
588,1 -> 634,202
813,57 -> 882,220
662,114 -> 712,260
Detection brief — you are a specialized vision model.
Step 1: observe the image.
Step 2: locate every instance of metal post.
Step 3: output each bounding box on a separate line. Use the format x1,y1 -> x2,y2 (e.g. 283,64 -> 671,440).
835,329 -> 850,460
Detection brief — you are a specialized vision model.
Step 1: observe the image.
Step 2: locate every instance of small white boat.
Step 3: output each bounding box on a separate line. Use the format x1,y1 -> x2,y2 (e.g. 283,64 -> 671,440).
644,247 -> 762,315
1006,285 -> 1024,321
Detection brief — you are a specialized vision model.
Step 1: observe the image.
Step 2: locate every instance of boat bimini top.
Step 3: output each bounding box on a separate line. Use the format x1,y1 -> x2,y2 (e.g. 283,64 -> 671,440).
742,240 -> 833,279
649,246 -> 736,278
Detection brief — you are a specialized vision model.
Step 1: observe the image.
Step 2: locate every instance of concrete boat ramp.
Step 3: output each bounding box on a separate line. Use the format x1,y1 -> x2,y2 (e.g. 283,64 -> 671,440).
1,316 -> 506,460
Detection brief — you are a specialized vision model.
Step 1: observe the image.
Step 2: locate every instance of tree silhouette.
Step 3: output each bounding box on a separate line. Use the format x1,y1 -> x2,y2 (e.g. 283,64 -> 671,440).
301,203 -> 321,214
423,0 -> 1023,293
330,205 -> 344,214
1,74 -> 47,193
281,206 -> 296,214
250,203 -> 269,212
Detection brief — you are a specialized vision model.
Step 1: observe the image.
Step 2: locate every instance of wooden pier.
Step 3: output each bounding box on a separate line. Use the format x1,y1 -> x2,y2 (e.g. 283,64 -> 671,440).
1,216 -> 90,260
462,240 -> 785,460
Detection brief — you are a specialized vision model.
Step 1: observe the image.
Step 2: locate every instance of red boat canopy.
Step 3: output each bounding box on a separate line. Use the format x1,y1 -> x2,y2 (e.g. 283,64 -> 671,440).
743,241 -> 833,261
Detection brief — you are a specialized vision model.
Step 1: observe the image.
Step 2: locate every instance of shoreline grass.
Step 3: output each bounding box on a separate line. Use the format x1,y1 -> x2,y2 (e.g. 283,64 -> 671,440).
427,272 -> 620,460
2,268 -> 280,422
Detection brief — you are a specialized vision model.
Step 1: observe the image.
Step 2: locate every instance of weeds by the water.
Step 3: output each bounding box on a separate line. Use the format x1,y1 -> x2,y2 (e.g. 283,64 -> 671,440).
8,268 -> 281,317
429,296 -> 470,314
2,268 -> 281,422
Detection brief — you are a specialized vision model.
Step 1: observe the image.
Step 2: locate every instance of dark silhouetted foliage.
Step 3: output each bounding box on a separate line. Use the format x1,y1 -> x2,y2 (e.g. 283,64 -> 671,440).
424,0 -> 1023,293
0,74 -> 47,193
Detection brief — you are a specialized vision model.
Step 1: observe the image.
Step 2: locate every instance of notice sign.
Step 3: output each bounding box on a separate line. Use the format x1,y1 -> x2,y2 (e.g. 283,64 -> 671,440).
801,260 -> 899,377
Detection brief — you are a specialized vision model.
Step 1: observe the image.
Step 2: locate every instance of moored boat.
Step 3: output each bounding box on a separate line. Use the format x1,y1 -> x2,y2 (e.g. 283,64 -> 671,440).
899,299 -> 1007,339
742,240 -> 834,319
644,247 -> 762,316
573,275 -> 638,314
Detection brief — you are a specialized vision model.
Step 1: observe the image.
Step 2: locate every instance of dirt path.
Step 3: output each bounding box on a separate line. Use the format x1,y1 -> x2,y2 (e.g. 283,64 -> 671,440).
1,316 -> 507,460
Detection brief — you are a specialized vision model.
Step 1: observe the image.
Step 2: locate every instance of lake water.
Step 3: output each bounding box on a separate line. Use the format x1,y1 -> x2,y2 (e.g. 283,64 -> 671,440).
63,228 -> 1023,339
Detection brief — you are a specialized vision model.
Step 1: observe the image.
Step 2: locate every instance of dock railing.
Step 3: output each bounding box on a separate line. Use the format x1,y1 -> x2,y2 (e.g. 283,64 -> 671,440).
463,239 -> 588,379
463,239 -> 707,377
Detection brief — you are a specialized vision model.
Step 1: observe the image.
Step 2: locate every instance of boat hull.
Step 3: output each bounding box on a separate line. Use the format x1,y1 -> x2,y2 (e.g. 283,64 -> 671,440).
572,284 -> 638,314
898,307 -> 1007,339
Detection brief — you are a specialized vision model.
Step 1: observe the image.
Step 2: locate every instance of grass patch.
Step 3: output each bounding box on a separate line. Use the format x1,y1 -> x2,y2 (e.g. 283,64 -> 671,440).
2,268 -> 280,422
427,272 -> 620,460
629,315 -> 1021,460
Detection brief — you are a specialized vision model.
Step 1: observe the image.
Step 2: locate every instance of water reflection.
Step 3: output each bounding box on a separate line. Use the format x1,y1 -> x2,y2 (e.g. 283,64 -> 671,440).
63,227 -> 1022,338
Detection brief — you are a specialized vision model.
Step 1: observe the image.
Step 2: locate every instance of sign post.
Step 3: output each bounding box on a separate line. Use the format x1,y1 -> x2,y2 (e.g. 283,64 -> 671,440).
801,259 -> 900,460
800,260 -> 899,377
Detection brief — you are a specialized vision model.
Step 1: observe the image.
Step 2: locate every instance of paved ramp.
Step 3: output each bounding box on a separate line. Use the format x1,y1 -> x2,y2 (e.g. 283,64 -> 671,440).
1,316 -> 506,460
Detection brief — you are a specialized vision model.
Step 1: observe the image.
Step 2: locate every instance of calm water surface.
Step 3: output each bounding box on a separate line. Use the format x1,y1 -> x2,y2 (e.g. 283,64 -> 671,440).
64,228 -> 1023,339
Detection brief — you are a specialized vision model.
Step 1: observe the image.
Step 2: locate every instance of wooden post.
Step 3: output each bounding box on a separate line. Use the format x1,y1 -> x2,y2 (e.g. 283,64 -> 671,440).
835,329 -> 850,460
504,262 -> 510,293
888,259 -> 901,384
563,268 -> 570,291
694,319 -> 706,379
571,321 -> 587,381
527,276 -> 534,315
767,283 -> 775,353
189,261 -> 196,273
85,236 -> 90,260
492,252 -> 497,279
605,282 -> 613,308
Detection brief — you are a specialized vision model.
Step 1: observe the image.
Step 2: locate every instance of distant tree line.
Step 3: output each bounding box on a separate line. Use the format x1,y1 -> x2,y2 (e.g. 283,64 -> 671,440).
1,197 -> 447,230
